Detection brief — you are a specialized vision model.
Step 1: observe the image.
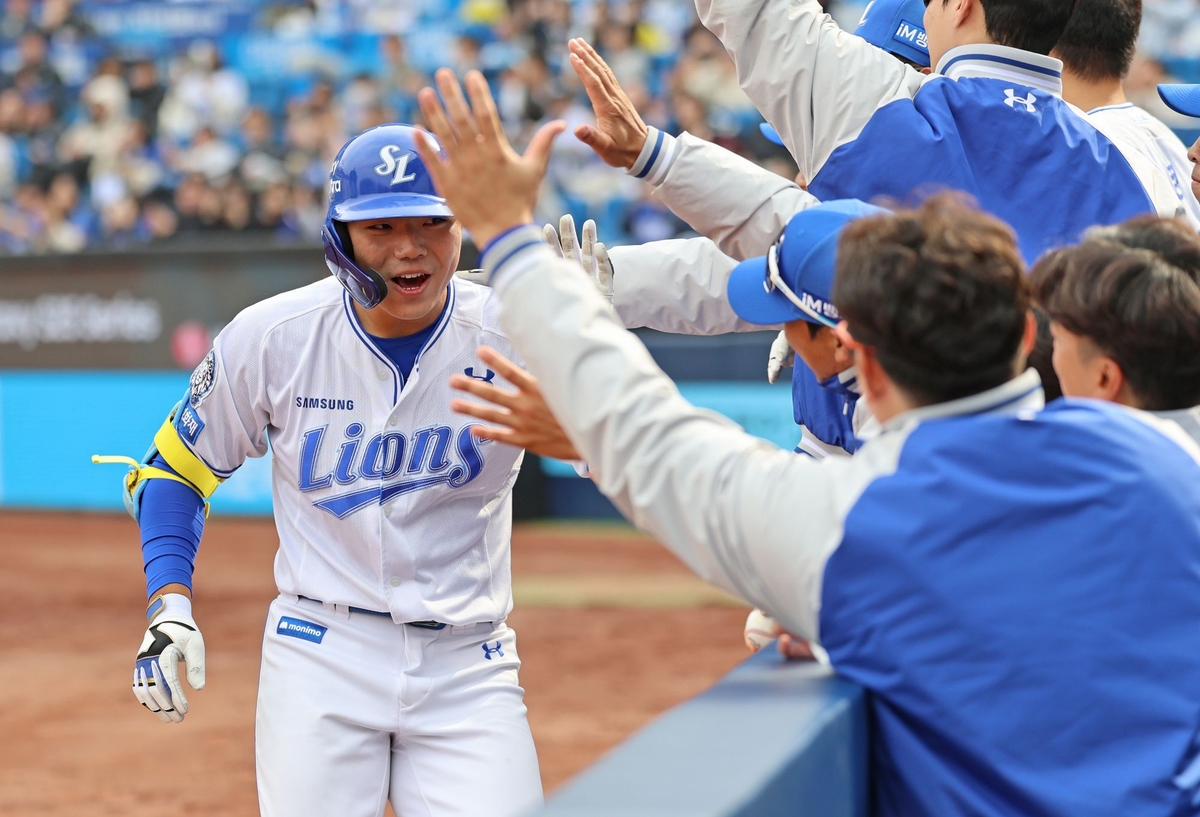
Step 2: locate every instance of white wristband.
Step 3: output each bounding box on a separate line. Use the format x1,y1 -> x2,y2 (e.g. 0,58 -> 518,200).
148,592 -> 193,622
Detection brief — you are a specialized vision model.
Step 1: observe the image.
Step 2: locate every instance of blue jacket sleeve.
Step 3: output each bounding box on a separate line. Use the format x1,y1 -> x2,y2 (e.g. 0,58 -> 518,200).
139,453 -> 206,598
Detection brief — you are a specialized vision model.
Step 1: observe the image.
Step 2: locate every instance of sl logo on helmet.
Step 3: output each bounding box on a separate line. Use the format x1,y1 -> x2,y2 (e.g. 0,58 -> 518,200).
375,146 -> 417,186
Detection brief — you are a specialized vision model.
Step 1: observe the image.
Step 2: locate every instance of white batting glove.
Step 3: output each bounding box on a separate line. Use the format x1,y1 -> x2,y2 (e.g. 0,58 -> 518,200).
132,593 -> 206,723
543,214 -> 614,302
766,330 -> 794,384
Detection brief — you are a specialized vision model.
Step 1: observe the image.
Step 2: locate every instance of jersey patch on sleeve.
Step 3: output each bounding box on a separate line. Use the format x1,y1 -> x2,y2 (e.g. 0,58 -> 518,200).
176,403 -> 206,445
188,350 -> 217,408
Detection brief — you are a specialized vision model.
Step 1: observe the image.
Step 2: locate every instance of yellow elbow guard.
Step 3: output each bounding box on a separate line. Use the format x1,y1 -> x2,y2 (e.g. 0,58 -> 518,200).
93,406 -> 224,522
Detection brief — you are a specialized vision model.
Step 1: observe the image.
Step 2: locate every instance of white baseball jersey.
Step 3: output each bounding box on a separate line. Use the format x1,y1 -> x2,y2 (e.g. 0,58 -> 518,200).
1087,102 -> 1200,229
174,276 -> 523,625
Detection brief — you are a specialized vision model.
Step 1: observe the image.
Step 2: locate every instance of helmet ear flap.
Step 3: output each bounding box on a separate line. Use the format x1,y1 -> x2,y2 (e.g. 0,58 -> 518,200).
322,220 -> 389,309
333,220 -> 354,261
333,219 -> 387,295
363,267 -> 387,293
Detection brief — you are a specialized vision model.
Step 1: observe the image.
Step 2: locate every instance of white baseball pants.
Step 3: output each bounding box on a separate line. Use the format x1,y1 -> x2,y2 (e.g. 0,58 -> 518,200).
255,595 -> 543,817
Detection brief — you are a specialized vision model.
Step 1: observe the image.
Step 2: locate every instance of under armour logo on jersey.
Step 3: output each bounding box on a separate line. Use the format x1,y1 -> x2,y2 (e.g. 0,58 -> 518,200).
375,146 -> 417,185
1004,89 -> 1037,113
482,641 -> 504,660
464,367 -> 495,383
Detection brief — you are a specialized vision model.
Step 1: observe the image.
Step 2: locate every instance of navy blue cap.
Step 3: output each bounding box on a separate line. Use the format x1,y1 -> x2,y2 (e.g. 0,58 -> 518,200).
853,0 -> 930,67
1158,84 -> 1200,118
727,199 -> 887,327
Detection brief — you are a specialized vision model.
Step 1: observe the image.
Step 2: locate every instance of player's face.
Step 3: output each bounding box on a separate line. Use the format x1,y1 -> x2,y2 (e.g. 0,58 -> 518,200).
1049,322 -> 1110,400
1187,135 -> 1200,207
783,320 -> 852,381
347,215 -> 462,334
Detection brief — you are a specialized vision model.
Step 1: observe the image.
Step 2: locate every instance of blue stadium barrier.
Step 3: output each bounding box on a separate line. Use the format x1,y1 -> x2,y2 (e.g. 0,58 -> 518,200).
0,372 -> 793,518
0,370 -> 273,515
534,649 -> 867,817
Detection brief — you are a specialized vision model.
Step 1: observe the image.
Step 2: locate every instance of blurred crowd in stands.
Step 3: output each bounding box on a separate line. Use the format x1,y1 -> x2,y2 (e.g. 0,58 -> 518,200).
0,0 -> 1197,255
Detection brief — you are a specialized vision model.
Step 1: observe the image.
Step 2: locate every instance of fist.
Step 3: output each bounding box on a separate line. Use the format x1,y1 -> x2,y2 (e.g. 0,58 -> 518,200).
132,594 -> 207,723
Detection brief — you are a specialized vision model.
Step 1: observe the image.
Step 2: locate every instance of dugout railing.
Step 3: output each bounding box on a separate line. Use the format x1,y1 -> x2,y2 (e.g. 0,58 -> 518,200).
532,649 -> 867,817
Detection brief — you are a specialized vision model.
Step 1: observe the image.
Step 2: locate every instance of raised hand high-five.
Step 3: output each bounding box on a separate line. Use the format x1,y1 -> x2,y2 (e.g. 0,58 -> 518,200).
566,38 -> 651,170
415,69 -> 566,249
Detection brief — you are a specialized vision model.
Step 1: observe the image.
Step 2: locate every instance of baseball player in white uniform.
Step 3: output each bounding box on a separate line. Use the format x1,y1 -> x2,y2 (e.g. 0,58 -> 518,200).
96,124 -> 544,817
1053,0 -> 1200,228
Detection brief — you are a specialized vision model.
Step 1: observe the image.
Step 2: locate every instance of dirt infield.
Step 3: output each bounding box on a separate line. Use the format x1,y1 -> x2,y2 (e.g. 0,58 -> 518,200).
0,511 -> 750,815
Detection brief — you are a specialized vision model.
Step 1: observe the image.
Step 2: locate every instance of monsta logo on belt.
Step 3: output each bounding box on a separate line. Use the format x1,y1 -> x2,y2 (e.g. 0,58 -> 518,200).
277,617 -> 328,643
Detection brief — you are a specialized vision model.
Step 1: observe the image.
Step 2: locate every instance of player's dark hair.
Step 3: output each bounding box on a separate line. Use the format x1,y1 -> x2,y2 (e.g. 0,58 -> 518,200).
1028,306 -> 1062,401
1054,0 -> 1142,80
961,0 -> 1080,56
833,193 -> 1029,405
1031,237 -> 1200,410
1084,215 -> 1200,281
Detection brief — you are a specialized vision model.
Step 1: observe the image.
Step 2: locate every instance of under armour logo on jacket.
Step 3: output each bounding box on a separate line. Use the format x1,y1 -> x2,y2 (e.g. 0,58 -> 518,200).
1004,89 -> 1037,113
464,367 -> 495,383
482,641 -> 504,660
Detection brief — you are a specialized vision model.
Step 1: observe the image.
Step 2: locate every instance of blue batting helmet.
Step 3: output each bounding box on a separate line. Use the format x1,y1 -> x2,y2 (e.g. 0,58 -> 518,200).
322,124 -> 453,308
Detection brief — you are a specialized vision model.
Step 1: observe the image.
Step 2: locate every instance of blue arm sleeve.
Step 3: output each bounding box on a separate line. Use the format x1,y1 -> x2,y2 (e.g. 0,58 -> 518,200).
139,453 -> 206,598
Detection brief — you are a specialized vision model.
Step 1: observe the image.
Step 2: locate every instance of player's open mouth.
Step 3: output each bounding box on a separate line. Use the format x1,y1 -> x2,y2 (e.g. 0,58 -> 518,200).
392,273 -> 432,294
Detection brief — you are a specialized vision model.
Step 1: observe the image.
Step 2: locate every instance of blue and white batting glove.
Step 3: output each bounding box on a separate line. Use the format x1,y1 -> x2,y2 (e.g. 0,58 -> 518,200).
543,214 -> 614,302
132,593 -> 206,724
767,330 -> 794,384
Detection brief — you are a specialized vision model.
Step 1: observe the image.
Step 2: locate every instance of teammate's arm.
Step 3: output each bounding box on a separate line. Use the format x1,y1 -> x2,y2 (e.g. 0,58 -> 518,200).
418,70 -> 841,641
690,0 -> 923,177
570,38 -> 817,259
607,238 -> 779,335
449,346 -> 581,460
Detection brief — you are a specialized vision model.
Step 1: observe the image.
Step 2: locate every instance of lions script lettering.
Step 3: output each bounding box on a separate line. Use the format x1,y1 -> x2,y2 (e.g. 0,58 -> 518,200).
298,422 -> 486,519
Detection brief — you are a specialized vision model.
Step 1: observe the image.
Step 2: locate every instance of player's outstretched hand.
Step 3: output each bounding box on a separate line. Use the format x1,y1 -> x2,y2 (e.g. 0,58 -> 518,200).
766,330 -> 794,383
567,38 -> 650,169
450,346 -> 582,461
415,68 -> 566,249
132,593 -> 206,723
543,214 -> 614,302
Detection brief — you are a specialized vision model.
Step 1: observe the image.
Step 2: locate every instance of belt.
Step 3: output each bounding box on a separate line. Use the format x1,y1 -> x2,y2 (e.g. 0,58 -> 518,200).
295,595 -> 447,630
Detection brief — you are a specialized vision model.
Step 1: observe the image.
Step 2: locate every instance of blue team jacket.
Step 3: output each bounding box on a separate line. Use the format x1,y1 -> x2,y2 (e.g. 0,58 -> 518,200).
808,54 -> 1154,262
792,361 -> 863,456
818,394 -> 1200,816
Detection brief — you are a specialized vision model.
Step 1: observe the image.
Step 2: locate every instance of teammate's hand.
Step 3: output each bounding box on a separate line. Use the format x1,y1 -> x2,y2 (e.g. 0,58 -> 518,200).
132,593 -> 206,723
567,38 -> 651,170
776,633 -> 818,661
767,330 -> 794,384
415,69 -> 565,249
449,346 -> 582,461
543,215 -> 614,302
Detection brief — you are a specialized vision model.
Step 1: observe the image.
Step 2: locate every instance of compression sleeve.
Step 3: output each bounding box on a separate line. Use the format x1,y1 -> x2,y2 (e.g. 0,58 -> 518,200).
139,453 -> 205,598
